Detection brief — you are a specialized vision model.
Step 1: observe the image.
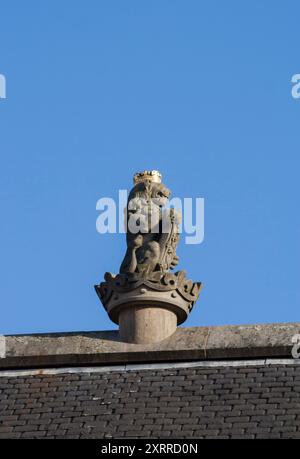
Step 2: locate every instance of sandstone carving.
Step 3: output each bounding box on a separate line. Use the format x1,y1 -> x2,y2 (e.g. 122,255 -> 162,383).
95,170 -> 202,343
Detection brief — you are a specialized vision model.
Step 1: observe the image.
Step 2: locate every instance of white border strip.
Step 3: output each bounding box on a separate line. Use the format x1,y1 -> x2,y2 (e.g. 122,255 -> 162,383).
0,358 -> 299,378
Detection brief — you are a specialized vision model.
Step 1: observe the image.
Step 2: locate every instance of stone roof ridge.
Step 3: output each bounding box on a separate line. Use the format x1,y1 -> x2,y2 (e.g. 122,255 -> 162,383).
0,322 -> 299,370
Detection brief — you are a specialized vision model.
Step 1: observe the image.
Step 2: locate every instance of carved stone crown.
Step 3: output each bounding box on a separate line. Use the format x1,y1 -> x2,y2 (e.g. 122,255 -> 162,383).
133,170 -> 162,184
95,270 -> 202,326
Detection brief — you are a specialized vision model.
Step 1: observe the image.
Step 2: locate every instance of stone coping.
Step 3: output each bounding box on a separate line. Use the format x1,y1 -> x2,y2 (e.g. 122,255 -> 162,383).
0,322 -> 299,369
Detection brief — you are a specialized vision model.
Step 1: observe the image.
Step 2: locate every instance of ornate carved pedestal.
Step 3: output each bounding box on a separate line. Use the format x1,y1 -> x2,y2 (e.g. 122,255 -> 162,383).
95,271 -> 201,344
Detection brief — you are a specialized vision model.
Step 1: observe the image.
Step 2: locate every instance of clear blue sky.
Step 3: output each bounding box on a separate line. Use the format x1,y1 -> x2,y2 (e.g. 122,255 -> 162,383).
0,1 -> 299,335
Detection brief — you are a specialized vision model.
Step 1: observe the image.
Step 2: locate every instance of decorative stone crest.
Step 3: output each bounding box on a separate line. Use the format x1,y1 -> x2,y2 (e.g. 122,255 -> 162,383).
95,170 -> 202,343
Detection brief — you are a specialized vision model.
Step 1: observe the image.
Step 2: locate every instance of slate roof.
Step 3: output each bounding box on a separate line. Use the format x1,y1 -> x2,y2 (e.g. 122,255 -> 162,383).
0,361 -> 300,439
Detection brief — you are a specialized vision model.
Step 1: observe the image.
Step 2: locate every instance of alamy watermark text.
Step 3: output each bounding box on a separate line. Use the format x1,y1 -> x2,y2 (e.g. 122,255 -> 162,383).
0,74 -> 6,99
96,190 -> 204,245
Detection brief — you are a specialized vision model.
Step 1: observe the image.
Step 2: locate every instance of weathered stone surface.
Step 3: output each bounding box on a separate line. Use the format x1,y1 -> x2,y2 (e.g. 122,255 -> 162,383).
0,322 -> 299,369
118,305 -> 178,344
206,322 -> 299,359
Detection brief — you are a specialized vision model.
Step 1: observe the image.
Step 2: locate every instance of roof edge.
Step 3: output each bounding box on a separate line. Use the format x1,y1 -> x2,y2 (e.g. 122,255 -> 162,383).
0,322 -> 299,370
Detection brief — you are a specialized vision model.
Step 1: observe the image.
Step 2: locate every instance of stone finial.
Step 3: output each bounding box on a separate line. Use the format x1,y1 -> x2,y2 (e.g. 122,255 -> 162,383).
95,171 -> 202,344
